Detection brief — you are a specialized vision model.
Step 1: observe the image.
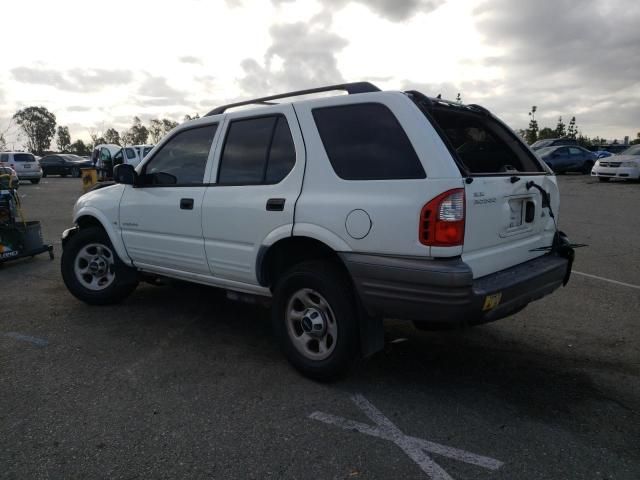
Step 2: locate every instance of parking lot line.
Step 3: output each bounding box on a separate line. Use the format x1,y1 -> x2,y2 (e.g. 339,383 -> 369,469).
310,394 -> 503,480
572,270 -> 640,290
4,332 -> 48,347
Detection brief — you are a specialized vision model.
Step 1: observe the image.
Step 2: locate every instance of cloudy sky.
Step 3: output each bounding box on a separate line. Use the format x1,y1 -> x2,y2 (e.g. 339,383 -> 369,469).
1,0 -> 638,147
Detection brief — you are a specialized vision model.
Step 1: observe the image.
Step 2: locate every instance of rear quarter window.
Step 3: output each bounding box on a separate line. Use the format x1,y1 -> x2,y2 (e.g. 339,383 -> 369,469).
312,103 -> 426,180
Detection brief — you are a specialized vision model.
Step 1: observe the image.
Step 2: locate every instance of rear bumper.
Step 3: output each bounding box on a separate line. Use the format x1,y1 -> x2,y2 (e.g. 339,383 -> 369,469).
17,170 -> 42,180
341,252 -> 570,325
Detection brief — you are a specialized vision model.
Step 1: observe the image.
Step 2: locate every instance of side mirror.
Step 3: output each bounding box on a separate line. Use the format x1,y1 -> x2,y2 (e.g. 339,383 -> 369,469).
113,164 -> 137,185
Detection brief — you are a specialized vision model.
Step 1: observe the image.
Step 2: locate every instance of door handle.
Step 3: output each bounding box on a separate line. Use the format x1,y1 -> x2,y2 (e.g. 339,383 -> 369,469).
266,198 -> 285,211
180,198 -> 194,210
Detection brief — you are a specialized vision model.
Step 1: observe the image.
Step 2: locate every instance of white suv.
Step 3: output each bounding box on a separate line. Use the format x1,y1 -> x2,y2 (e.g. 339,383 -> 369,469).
0,152 -> 43,184
61,83 -> 574,379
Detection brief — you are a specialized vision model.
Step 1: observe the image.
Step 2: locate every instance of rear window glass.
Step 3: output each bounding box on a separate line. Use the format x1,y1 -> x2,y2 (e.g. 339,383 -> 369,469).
313,103 -> 425,180
428,107 -> 544,174
14,154 -> 35,162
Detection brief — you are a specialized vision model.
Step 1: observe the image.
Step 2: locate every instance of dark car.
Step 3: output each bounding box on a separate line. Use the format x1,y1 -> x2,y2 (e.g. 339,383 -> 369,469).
39,154 -> 93,178
536,145 -> 596,174
530,138 -> 578,151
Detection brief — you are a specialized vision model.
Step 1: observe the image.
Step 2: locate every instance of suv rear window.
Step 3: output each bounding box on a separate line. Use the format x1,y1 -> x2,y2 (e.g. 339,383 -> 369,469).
428,106 -> 544,174
313,103 -> 425,180
13,154 -> 35,162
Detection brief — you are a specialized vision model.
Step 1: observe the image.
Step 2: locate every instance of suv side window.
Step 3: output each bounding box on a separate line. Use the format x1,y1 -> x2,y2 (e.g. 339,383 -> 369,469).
142,124 -> 217,185
125,148 -> 137,160
0,154 -> 8,163
218,115 -> 296,185
312,103 -> 425,180
100,148 -> 111,161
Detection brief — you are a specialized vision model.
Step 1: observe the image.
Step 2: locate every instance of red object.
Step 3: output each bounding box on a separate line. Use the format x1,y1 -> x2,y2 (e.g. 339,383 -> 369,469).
419,188 -> 465,246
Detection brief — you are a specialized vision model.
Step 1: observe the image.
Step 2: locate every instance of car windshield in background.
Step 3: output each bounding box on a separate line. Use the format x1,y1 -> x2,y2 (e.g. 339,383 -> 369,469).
536,147 -> 557,156
428,107 -> 544,174
620,145 -> 640,156
530,140 -> 553,150
13,154 -> 35,162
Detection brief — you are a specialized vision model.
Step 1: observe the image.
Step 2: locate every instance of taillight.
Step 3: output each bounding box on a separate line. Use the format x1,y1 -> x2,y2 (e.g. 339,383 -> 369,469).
419,188 -> 465,246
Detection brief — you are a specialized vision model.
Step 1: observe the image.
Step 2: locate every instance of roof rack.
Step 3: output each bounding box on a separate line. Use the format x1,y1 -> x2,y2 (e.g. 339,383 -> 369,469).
205,82 -> 380,116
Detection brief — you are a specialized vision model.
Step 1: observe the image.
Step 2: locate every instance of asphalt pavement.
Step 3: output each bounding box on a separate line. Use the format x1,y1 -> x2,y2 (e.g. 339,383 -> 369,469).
1,175 -> 639,479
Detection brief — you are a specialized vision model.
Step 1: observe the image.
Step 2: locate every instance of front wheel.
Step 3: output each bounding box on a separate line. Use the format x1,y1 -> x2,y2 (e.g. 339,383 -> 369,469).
61,227 -> 138,305
272,261 -> 359,380
72,167 -> 80,177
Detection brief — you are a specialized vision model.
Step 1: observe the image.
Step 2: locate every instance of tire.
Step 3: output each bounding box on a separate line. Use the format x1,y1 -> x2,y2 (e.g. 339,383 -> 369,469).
72,167 -> 80,178
30,179 -> 40,184
582,161 -> 594,174
42,171 -> 47,178
61,173 -> 67,178
271,261 -> 359,380
61,226 -> 138,305
598,177 -> 610,182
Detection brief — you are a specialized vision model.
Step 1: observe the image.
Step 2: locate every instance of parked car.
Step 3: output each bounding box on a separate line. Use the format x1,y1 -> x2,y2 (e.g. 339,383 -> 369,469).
0,166 -> 20,189
530,138 -> 578,151
536,145 -> 596,173
39,154 -> 93,177
592,150 -> 613,159
0,152 -> 43,184
91,144 -> 121,179
60,83 -> 573,379
113,145 -> 155,168
591,144 -> 640,182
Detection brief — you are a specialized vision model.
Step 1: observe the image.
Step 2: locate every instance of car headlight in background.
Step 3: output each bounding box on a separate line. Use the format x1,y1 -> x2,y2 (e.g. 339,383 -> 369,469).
621,161 -> 638,167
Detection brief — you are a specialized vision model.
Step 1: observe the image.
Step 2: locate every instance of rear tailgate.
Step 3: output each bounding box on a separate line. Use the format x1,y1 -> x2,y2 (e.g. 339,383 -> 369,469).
11,153 -> 39,174
463,174 -> 557,278
424,100 -> 557,278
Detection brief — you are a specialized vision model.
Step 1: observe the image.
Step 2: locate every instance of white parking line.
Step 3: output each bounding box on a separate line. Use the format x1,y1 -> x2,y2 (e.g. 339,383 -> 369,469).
310,394 -> 503,480
573,271 -> 640,290
4,332 -> 48,347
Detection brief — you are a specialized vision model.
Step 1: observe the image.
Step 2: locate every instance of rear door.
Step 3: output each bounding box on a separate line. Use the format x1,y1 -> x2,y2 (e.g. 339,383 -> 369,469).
201,105 -> 304,284
427,105 -> 558,278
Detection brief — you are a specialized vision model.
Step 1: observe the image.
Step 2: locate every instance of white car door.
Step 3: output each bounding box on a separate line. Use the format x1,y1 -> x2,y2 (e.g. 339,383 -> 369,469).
201,105 -> 305,284
119,121 -> 220,275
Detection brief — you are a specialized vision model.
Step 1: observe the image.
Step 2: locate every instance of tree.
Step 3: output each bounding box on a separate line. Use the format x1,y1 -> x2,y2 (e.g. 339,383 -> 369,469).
13,106 -> 57,155
555,116 -> 566,137
56,126 -> 71,152
183,113 -> 200,122
121,130 -> 133,146
455,93 -> 462,104
0,133 -> 6,151
538,127 -> 555,140
148,119 -> 163,143
525,106 -> 538,145
630,132 -> 640,145
104,128 -> 121,145
162,118 -> 178,135
129,117 -> 149,144
69,139 -> 90,155
566,116 -> 577,139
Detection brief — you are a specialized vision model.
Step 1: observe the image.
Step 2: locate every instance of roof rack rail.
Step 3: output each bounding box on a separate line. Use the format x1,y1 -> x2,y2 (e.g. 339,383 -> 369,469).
205,82 -> 380,116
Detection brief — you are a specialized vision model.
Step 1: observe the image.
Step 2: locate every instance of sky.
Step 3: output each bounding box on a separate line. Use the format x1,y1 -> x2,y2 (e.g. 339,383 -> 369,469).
1,0 -> 639,148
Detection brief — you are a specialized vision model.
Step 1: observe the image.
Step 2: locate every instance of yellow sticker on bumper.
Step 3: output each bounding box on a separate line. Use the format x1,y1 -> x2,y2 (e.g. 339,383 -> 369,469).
482,293 -> 502,311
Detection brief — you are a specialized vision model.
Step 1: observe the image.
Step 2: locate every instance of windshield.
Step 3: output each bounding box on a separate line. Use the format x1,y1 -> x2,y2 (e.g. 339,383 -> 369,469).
13,153 -> 36,162
530,140 -> 553,150
536,147 -> 557,156
620,145 -> 640,156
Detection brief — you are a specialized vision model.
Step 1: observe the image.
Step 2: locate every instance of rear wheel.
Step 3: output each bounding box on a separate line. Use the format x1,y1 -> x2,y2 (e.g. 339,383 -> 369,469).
272,261 -> 359,380
582,161 -> 594,174
42,171 -> 47,178
61,226 -> 138,305
71,167 -> 80,177
599,177 -> 610,182
30,179 -> 40,184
